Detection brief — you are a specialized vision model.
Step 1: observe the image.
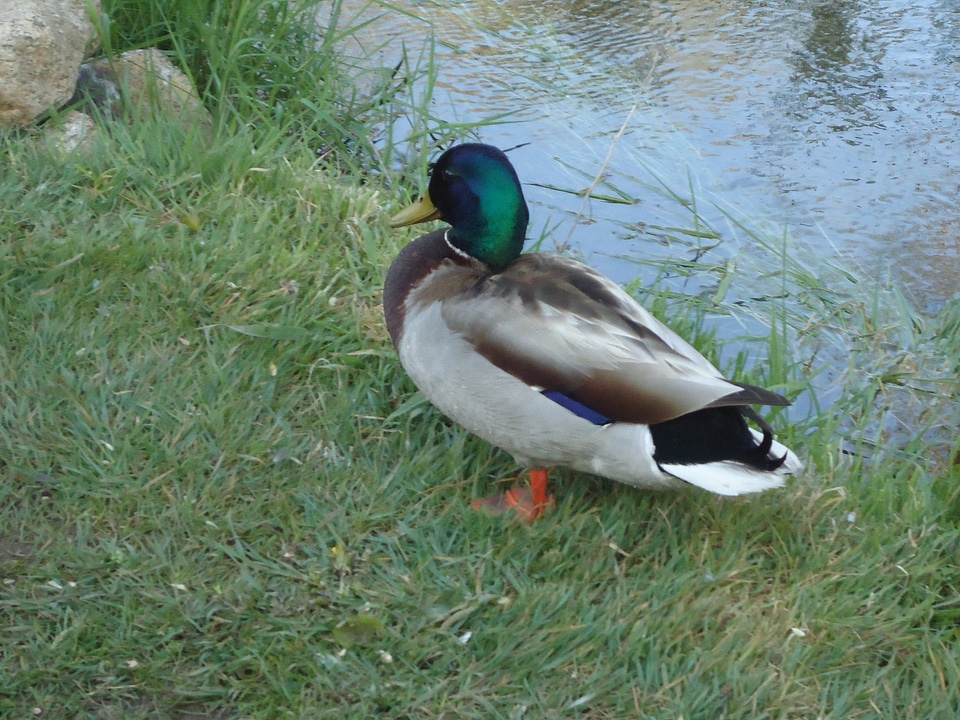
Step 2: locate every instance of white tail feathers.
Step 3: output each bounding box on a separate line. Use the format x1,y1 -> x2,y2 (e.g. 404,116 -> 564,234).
660,432 -> 802,497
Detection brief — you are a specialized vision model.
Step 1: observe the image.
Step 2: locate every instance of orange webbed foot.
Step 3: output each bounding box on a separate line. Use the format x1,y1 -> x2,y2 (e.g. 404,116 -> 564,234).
471,469 -> 554,522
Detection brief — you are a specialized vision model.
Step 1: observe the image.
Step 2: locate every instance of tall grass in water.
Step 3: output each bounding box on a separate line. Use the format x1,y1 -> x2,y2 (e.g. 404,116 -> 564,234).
1,1 -> 958,717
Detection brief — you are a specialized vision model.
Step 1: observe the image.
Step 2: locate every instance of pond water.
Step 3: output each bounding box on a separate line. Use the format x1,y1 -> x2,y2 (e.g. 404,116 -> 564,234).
333,0 -> 959,317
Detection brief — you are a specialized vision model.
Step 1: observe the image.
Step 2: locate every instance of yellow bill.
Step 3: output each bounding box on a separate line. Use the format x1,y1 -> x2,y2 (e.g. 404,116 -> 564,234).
389,193 -> 442,228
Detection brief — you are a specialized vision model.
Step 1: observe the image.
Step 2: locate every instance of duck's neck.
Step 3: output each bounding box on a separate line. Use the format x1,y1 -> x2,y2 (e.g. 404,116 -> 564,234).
383,230 -> 479,348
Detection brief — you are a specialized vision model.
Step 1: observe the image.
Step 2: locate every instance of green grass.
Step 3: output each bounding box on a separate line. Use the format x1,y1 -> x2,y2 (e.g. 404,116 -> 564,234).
2,2 -> 960,718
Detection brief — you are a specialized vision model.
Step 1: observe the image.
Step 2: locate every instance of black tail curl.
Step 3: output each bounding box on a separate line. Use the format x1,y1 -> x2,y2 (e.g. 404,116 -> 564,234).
650,406 -> 787,471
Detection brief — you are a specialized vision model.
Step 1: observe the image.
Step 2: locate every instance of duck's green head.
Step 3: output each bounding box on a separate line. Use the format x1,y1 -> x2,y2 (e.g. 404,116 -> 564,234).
390,143 -> 529,272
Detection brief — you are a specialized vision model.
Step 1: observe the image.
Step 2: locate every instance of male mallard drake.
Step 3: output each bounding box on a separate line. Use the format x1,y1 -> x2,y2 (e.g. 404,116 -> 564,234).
384,143 -> 801,521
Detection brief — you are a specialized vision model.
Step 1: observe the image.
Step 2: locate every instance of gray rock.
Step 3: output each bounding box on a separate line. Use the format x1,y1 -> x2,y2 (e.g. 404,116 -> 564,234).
114,48 -> 212,136
51,48 -> 214,153
71,49 -> 213,137
0,0 -> 101,127
51,109 -> 101,154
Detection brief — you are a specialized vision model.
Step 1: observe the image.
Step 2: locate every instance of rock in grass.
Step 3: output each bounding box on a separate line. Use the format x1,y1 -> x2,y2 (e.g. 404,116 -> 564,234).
0,0 -> 101,127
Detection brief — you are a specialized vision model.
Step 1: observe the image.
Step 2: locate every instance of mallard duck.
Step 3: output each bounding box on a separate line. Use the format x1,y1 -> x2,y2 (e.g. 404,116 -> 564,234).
384,143 -> 801,521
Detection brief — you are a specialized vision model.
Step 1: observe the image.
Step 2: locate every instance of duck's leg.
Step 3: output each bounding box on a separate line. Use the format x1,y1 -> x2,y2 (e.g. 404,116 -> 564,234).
527,468 -> 551,515
471,468 -> 555,522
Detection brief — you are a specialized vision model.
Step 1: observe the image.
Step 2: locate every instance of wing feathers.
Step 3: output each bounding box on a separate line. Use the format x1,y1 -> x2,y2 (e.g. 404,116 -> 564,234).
705,382 -> 791,409
441,253 -> 785,424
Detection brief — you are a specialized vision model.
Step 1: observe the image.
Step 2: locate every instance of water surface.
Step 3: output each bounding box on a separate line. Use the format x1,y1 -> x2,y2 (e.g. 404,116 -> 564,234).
334,0 -> 959,315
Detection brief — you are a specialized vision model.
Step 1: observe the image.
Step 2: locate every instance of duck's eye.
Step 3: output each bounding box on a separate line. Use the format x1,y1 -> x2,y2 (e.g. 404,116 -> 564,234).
442,168 -> 457,181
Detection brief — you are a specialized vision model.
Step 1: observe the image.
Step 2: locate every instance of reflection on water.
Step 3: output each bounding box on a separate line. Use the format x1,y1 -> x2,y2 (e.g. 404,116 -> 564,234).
332,0 -> 960,313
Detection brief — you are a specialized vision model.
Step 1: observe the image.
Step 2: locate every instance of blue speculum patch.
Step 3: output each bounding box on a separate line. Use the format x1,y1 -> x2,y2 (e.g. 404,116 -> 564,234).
541,390 -> 610,426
